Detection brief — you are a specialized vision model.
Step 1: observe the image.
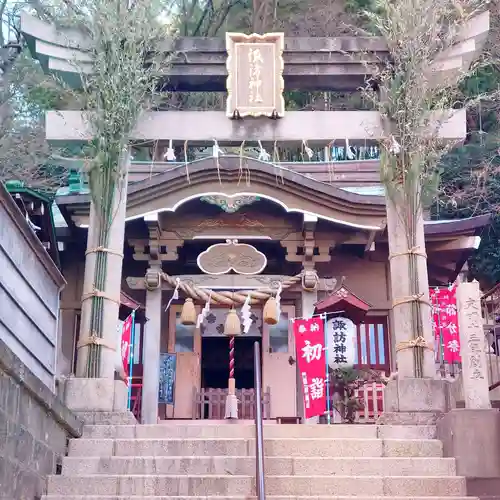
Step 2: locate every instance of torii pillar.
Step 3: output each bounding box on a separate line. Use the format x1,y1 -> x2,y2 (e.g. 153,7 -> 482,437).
379,198 -> 452,425
64,153 -> 135,424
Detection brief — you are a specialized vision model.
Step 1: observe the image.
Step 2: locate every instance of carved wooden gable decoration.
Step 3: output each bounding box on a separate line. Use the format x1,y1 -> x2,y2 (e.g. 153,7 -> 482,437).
197,239 -> 267,275
226,32 -> 285,118
161,211 -> 298,240
128,210 -> 300,262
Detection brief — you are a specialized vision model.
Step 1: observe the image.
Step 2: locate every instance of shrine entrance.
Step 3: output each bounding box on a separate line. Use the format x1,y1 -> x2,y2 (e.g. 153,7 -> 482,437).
201,336 -> 259,390
167,303 -> 297,420
198,335 -> 263,419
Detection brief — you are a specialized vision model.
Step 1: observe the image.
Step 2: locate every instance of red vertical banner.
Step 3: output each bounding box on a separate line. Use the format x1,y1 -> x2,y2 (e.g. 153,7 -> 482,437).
430,285 -> 461,364
121,314 -> 133,385
294,317 -> 327,419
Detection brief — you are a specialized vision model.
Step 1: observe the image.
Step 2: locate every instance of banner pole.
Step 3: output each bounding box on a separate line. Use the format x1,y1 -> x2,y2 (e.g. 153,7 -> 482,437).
127,310 -> 136,411
323,313 -> 331,425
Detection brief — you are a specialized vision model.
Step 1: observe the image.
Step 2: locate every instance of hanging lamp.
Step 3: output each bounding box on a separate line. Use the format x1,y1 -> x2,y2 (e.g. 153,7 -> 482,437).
263,296 -> 279,325
180,298 -> 196,325
224,307 -> 241,336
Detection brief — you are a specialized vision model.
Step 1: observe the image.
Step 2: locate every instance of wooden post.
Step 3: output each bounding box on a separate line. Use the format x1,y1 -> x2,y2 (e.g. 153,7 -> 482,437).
142,265 -> 163,424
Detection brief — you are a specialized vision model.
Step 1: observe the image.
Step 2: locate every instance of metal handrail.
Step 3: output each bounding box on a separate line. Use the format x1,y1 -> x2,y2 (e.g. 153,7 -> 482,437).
254,341 -> 266,500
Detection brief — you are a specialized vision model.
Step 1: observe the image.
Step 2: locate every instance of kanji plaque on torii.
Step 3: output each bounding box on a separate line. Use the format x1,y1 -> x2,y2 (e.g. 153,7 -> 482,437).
225,32 -> 285,118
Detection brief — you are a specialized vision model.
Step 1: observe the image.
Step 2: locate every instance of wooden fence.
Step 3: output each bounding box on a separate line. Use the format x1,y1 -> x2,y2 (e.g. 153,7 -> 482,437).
0,184 -> 65,391
193,384 -> 383,423
355,382 -> 385,423
194,388 -> 271,420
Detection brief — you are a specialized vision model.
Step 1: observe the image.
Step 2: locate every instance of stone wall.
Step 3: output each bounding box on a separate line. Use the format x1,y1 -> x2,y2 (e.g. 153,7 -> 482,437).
0,339 -> 82,499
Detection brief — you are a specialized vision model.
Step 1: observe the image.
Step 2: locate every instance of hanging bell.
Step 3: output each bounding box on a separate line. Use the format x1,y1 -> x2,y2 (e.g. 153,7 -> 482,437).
180,298 -> 196,325
224,308 -> 241,336
263,296 -> 279,325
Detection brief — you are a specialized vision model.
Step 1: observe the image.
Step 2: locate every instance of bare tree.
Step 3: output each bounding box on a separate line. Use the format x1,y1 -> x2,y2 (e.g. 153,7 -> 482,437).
0,41 -> 71,193
361,0 -> 494,377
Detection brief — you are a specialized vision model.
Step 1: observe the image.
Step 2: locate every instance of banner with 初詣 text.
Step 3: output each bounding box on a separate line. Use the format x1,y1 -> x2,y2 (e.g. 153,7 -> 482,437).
294,317 -> 327,419
121,314 -> 134,385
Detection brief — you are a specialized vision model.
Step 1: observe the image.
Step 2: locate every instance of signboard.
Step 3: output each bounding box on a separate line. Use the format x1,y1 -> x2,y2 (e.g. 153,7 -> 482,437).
226,32 -> 285,118
430,285 -> 461,364
158,353 -> 177,404
120,314 -> 133,385
326,317 -> 356,368
294,317 -> 327,419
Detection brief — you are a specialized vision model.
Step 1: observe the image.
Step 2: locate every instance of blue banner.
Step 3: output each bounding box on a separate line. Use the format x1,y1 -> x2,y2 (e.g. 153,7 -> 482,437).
158,353 -> 176,404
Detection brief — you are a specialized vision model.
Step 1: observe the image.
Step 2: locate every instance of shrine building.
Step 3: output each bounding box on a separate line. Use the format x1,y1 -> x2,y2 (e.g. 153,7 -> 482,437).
21,12 -> 491,424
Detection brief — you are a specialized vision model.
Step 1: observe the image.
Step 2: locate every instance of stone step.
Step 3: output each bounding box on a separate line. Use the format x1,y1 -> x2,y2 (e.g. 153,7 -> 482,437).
68,438 -> 443,458
81,423 -> 437,440
42,497 -> 478,500
47,475 -> 467,497
62,456 -> 457,477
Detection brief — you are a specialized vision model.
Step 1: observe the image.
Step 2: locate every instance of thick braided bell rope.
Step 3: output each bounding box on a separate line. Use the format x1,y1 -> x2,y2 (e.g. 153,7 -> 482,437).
148,271 -> 307,306
229,337 -> 235,378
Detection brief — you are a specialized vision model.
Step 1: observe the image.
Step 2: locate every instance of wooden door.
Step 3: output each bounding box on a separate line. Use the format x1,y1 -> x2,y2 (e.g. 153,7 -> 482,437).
263,305 -> 297,419
168,305 -> 201,419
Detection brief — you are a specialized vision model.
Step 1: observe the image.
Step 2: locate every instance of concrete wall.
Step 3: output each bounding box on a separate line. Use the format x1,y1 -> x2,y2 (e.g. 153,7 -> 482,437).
0,185 -> 65,391
437,409 -> 500,500
319,255 -> 391,311
0,338 -> 82,499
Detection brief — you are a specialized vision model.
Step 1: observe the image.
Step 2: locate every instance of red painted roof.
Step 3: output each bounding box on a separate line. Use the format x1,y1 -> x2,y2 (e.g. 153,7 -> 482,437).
120,291 -> 144,310
314,286 -> 371,322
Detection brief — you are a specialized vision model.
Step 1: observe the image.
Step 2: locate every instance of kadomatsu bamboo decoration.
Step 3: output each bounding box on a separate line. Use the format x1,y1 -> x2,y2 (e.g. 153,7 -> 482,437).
75,0 -> 168,378
362,0 -> 490,377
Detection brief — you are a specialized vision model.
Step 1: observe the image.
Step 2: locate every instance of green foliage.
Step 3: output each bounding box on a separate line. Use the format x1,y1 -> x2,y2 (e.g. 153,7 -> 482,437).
328,366 -> 384,423
436,133 -> 500,287
0,48 -> 74,192
82,0 -> 168,206
360,0 -> 490,377
52,0 -> 172,378
436,64 -> 500,287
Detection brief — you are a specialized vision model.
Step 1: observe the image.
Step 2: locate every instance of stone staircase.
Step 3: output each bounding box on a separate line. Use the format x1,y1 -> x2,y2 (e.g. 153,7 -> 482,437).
42,421 -> 475,499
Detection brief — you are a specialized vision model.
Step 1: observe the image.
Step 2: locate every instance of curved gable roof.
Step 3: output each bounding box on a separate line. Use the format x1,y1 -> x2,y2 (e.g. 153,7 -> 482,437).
58,156 -> 388,230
